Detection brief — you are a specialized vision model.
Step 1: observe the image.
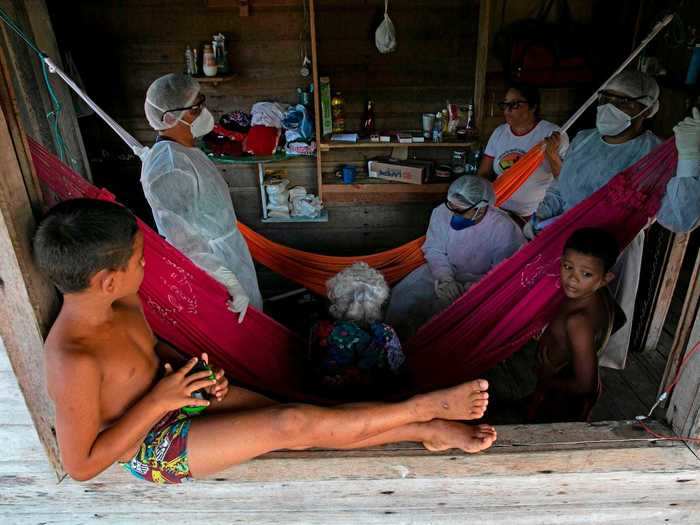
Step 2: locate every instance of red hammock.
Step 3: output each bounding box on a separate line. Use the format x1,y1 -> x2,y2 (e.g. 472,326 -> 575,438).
29,137 -> 677,399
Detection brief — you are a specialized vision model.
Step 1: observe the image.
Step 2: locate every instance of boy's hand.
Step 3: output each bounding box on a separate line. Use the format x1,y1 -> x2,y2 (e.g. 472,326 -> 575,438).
148,358 -> 216,412
200,353 -> 229,402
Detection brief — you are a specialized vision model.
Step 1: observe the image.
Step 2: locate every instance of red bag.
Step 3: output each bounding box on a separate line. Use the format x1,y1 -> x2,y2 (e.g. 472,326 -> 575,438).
244,126 -> 281,156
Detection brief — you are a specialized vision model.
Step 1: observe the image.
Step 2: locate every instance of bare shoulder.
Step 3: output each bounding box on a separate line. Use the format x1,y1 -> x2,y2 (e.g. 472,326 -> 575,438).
44,324 -> 101,400
564,309 -> 595,337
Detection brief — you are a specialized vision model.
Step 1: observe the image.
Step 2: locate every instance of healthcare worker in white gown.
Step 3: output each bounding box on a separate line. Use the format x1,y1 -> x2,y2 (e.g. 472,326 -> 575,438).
386,175 -> 526,339
140,74 -> 262,322
533,71 -> 700,369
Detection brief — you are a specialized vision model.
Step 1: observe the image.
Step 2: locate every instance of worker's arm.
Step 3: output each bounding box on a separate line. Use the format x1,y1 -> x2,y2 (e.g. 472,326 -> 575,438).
422,207 -> 454,282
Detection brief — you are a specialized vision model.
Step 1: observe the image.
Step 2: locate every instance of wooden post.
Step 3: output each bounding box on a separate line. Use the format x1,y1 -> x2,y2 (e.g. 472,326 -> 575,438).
308,0 -> 323,199
0,0 -> 90,179
0,44 -> 62,476
23,0 -> 92,180
637,231 -> 690,355
661,250 -> 700,398
474,0 -> 492,133
666,301 -> 700,455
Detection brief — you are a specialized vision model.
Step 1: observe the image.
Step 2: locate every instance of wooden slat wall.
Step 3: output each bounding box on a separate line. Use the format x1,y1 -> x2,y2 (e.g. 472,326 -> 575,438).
46,0 -> 482,294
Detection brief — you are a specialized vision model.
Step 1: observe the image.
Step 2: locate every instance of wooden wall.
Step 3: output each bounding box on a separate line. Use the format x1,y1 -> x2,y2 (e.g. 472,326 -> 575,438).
46,0 -> 476,294
44,0 -> 649,296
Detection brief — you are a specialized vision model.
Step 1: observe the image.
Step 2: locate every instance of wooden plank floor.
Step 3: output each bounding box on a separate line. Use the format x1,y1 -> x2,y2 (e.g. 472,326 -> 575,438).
2,341 -> 699,524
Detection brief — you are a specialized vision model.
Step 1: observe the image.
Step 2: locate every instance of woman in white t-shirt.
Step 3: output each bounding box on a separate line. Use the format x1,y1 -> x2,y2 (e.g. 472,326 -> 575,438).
477,84 -> 565,220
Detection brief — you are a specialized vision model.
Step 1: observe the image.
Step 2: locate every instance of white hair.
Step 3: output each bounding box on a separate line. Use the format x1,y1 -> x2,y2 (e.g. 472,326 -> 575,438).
327,262 -> 389,325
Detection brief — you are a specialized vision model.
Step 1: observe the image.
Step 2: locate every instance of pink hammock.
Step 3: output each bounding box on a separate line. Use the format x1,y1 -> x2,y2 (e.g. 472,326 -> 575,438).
29,137 -> 678,400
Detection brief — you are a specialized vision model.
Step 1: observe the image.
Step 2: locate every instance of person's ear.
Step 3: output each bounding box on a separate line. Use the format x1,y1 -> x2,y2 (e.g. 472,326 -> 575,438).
92,269 -> 117,295
603,271 -> 615,286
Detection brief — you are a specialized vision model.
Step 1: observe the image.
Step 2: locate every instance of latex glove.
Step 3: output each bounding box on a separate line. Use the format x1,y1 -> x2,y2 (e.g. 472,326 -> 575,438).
674,107 -> 700,160
213,268 -> 250,324
434,279 -> 463,303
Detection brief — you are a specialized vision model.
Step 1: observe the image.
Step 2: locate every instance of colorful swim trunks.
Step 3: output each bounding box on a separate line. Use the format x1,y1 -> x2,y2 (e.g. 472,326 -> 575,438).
120,410 -> 194,484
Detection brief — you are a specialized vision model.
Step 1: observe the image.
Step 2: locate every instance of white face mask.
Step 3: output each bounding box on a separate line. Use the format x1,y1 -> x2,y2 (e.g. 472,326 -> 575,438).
596,103 -> 650,137
185,108 -> 215,138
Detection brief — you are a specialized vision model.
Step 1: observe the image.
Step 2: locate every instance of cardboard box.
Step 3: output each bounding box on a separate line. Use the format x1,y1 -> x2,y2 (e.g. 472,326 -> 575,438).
319,77 -> 333,137
368,159 -> 432,185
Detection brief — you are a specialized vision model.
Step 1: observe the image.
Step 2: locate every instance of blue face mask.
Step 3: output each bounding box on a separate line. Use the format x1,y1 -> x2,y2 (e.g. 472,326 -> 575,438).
450,214 -> 477,230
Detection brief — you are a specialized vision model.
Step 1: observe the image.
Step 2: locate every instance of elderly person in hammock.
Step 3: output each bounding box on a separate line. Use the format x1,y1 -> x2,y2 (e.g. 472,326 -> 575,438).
385,176 -> 526,339
530,71 -> 700,369
309,262 -> 405,398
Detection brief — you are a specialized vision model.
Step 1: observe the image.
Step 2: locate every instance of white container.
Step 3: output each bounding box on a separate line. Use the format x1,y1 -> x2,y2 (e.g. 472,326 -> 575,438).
202,45 -> 217,77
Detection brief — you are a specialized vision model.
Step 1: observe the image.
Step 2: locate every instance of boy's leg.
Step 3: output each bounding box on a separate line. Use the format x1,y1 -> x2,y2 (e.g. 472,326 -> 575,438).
188,379 -> 489,477
206,385 -> 278,413
332,421 -> 497,452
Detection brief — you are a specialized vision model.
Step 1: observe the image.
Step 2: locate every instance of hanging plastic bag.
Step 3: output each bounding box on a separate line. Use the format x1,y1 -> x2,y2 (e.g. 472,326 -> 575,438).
375,0 -> 397,54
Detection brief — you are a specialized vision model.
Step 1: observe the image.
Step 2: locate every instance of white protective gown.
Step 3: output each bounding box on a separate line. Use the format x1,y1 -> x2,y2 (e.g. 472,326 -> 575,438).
537,129 -> 700,369
385,205 -> 526,339
140,140 -> 263,310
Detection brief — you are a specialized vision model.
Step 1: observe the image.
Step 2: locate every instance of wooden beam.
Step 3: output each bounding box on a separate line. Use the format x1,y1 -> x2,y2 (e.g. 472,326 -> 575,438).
23,0 -> 92,180
0,44 -> 62,477
666,306 -> 700,456
308,0 -> 323,199
660,250 -> 700,396
474,0 -> 492,133
646,232 -> 689,357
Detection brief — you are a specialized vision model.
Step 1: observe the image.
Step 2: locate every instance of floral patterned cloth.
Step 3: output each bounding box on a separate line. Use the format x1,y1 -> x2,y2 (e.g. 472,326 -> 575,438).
309,320 -> 405,394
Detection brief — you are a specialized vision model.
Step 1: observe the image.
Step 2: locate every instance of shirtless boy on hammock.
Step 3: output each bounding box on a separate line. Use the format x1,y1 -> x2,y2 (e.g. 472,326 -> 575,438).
34,198 -> 496,484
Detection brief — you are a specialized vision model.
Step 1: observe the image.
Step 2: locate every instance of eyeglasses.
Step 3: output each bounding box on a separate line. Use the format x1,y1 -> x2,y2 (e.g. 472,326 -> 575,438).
445,199 -> 488,215
597,90 -> 646,111
498,100 -> 529,111
160,94 -> 206,122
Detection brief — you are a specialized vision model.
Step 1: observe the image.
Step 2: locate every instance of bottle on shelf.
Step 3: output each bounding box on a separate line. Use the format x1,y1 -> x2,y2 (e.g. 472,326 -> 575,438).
466,103 -> 475,129
331,91 -> 345,133
361,99 -> 375,136
203,45 -> 217,77
432,112 -> 443,143
184,45 -> 194,75
213,33 -> 230,75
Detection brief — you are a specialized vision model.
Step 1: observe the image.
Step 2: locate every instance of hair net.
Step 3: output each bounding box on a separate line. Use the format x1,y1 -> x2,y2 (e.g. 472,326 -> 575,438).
605,70 -> 660,119
145,74 -> 200,131
327,262 -> 390,325
447,175 -> 495,209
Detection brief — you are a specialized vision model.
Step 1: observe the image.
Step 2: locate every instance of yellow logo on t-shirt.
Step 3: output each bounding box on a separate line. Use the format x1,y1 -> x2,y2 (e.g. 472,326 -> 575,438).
497,149 -> 525,173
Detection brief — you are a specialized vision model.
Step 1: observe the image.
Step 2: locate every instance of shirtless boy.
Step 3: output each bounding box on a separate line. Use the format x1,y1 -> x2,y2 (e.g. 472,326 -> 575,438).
527,228 -> 622,422
34,198 -> 496,484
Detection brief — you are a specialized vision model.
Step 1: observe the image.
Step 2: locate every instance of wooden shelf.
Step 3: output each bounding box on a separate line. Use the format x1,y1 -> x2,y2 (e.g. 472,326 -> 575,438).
322,177 -> 450,205
320,139 -> 478,152
261,209 -> 329,223
194,75 -> 236,86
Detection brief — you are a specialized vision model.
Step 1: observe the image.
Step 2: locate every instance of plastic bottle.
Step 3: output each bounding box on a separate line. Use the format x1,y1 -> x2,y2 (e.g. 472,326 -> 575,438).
432,113 -> 443,143
184,45 -> 194,75
361,100 -> 375,136
331,92 -> 345,133
203,45 -> 217,77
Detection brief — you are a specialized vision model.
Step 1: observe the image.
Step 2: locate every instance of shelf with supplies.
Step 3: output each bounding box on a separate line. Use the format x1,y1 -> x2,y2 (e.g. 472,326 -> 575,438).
307,0 -> 490,201
319,139 -> 479,152
206,148 -> 326,223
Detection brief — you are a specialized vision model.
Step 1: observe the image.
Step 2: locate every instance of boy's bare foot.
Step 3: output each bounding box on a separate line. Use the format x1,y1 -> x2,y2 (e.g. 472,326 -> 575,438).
422,420 -> 497,453
421,379 -> 489,421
